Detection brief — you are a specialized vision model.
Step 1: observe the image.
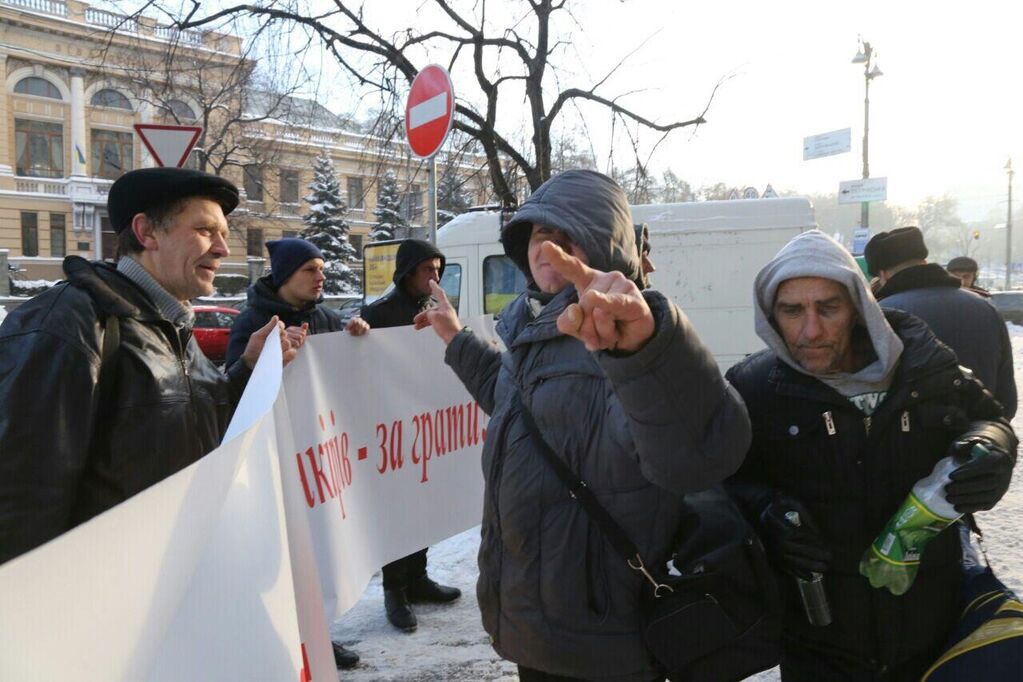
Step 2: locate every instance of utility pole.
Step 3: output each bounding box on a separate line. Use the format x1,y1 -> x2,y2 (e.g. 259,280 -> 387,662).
852,38 -> 883,230
1006,158 -> 1014,290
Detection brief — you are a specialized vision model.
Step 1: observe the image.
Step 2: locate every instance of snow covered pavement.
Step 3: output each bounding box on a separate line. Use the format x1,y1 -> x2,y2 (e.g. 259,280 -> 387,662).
330,324 -> 1023,681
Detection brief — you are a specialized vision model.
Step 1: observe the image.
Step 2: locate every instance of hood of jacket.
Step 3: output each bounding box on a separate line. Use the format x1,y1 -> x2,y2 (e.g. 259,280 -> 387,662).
754,229 -> 904,397
392,239 -> 446,287
500,169 -> 640,284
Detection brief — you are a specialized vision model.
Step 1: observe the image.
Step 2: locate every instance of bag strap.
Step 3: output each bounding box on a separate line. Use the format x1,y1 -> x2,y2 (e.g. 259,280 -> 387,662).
513,391 -> 672,595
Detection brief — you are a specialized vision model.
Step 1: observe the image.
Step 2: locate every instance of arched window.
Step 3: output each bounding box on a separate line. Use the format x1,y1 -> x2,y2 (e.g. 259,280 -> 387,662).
91,89 -> 132,110
164,99 -> 197,121
14,77 -> 62,100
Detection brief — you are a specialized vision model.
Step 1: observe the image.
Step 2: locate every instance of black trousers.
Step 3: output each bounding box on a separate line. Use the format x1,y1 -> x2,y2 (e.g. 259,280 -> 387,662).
517,665 -> 663,682
381,547 -> 428,591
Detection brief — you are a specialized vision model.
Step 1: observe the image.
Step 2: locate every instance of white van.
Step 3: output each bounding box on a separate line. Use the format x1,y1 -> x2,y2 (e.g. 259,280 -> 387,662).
364,197 -> 817,370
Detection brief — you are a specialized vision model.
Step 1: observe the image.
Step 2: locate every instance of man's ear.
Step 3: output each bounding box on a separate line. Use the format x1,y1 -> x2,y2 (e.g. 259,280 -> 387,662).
131,213 -> 159,251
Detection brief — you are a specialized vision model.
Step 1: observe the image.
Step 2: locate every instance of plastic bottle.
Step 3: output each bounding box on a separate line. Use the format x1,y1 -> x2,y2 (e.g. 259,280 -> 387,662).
785,511 -> 833,626
859,443 -> 989,595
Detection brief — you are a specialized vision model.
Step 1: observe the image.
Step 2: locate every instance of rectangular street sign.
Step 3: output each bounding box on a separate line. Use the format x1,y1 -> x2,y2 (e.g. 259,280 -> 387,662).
839,177 -> 887,204
803,128 -> 851,160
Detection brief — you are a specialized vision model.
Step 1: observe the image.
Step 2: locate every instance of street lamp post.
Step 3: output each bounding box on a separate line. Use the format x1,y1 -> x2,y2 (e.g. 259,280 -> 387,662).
1006,158 -> 1014,290
852,38 -> 883,230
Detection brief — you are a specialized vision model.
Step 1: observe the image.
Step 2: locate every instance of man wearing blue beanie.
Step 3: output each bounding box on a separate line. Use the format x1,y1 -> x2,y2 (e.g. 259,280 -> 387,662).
226,238 -> 369,368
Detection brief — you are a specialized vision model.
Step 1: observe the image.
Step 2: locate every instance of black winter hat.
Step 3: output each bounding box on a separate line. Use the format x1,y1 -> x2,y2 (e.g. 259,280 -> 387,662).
107,167 -> 239,234
947,256 -> 979,273
266,238 -> 324,288
392,239 -> 446,286
863,226 -> 928,276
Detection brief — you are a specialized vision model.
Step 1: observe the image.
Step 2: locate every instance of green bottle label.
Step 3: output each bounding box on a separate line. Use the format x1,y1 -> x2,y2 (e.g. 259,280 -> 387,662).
868,492 -> 957,566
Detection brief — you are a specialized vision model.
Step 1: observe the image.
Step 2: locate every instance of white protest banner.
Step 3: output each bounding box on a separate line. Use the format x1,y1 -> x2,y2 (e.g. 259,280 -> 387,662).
0,320 -> 494,681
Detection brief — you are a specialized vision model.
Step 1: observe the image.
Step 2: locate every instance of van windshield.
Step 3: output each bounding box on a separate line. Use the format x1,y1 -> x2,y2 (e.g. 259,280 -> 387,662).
484,255 -> 526,315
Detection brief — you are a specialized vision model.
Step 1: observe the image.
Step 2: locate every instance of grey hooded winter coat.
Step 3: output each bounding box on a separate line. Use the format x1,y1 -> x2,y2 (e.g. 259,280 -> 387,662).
443,170 -> 752,680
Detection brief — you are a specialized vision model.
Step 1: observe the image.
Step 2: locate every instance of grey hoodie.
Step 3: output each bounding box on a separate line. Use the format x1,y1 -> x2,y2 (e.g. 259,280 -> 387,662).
754,230 -> 904,407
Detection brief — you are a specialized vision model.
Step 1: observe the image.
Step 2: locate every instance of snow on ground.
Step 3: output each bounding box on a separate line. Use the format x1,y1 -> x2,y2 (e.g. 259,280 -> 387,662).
330,324 -> 1023,681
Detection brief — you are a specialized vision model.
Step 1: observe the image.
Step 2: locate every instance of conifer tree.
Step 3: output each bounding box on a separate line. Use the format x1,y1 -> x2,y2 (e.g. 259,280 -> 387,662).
301,151 -> 360,293
371,169 -> 406,241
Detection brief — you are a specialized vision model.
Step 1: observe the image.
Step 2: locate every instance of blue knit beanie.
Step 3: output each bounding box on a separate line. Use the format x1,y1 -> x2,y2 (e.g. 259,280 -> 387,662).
266,238 -> 324,288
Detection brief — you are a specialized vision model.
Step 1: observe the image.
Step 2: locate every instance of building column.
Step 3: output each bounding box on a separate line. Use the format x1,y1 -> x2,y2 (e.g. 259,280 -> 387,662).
0,53 -> 11,176
70,68 -> 87,177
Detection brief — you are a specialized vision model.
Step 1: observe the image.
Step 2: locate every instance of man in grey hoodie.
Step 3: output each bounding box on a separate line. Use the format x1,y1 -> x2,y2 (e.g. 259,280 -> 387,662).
726,230 -> 1016,681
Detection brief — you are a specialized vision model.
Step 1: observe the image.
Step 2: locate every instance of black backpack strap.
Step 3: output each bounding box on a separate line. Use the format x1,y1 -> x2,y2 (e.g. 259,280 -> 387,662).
512,391 -> 671,594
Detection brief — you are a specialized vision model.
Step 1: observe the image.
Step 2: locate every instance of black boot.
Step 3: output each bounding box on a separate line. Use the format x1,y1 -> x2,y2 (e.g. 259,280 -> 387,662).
406,575 -> 461,604
332,642 -> 360,669
384,588 -> 417,632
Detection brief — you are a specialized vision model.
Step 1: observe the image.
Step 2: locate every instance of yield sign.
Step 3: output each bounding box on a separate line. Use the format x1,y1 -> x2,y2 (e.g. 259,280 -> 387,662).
404,65 -> 454,159
134,124 -> 203,167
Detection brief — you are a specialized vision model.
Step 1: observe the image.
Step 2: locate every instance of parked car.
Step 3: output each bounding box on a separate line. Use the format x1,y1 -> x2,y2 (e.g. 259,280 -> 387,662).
334,297 -> 363,324
990,291 -> 1023,325
193,305 -> 240,364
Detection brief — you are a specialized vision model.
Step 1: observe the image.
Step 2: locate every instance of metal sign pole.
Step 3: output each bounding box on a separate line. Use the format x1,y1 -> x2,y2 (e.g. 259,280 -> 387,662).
428,156 -> 438,245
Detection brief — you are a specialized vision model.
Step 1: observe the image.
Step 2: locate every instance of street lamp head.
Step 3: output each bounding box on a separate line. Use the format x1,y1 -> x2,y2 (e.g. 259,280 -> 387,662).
869,64 -> 883,79
852,49 -> 867,64
1005,157 -> 1013,174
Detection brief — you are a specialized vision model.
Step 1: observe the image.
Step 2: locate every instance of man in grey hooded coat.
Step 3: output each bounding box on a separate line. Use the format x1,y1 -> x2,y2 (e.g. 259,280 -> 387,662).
414,169 -> 752,681
726,230 -> 1016,681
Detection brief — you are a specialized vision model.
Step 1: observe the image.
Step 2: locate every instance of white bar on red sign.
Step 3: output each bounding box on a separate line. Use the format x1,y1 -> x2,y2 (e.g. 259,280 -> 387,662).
410,92 -> 448,129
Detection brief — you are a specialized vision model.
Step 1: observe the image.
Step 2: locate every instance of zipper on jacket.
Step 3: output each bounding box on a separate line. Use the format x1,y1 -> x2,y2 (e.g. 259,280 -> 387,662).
823,411 -> 837,435
863,415 -> 872,436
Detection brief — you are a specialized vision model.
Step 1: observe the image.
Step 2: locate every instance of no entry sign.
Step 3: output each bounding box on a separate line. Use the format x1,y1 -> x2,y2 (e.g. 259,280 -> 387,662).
404,65 -> 454,159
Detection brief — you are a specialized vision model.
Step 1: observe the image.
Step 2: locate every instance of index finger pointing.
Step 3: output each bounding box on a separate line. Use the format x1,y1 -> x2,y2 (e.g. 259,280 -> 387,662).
542,241 -> 594,290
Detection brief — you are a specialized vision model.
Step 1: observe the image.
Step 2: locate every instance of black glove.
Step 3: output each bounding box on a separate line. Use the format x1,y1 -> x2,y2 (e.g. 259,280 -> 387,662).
945,441 -> 1015,514
758,494 -> 832,580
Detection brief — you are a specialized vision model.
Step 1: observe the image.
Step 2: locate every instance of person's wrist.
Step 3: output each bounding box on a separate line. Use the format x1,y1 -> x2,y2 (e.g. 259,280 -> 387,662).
441,324 -> 470,345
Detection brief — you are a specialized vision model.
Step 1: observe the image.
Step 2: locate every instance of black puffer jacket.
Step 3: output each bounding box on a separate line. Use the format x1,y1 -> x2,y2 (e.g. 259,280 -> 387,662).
225,275 -> 343,366
726,310 -> 1016,677
877,263 -> 1016,417
360,239 -> 445,329
0,260 -> 249,565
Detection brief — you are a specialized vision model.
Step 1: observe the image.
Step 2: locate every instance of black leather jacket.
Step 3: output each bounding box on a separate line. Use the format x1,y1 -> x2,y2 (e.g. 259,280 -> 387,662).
0,259 -> 250,564
726,310 -> 1016,677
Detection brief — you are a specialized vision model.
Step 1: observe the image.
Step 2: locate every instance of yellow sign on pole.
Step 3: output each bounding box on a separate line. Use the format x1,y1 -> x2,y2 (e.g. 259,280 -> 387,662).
363,241 -> 402,303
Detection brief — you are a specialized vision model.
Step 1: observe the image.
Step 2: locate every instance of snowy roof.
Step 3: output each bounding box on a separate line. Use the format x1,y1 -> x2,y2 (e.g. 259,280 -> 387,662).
243,91 -> 350,130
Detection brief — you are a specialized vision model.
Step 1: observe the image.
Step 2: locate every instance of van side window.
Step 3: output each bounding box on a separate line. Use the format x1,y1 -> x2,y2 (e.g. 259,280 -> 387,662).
484,255 -> 527,315
440,264 -> 462,314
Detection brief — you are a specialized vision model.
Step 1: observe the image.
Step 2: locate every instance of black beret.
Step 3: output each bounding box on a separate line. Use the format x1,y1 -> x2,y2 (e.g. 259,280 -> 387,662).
863,226 -> 928,276
107,167 -> 239,234
947,256 -> 979,273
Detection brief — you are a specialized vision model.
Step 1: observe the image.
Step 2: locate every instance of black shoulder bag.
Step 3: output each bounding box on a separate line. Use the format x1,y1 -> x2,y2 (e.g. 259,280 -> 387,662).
514,393 -> 781,682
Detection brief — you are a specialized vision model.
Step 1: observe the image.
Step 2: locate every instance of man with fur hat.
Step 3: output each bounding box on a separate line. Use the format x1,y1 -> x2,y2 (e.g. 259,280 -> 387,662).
226,237 -> 369,369
864,227 -> 1015,417
358,238 -> 462,633
0,167 -> 295,565
415,169 -> 752,681
726,230 -> 1017,681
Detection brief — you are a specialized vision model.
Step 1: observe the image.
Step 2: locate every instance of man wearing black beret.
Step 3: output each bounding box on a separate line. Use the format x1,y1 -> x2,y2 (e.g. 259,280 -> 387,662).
864,226 -> 1015,417
0,166 -> 297,565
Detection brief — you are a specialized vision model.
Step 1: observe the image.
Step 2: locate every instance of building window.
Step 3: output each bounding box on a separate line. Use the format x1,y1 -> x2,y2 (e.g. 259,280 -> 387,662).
281,230 -> 298,239
15,119 -> 64,178
348,177 -> 365,210
401,184 -> 422,222
247,228 -> 264,257
14,76 -> 62,100
90,129 -> 133,179
50,213 -> 66,258
21,212 -> 39,257
244,165 -> 263,202
163,99 -> 197,121
279,170 -> 299,204
90,89 -> 132,110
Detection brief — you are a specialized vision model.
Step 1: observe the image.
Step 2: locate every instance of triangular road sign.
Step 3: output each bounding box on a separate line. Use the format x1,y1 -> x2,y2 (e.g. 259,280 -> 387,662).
134,124 -> 203,168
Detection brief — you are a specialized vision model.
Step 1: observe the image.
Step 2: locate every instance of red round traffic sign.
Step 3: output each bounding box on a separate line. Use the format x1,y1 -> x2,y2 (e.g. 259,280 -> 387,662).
404,64 -> 455,159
